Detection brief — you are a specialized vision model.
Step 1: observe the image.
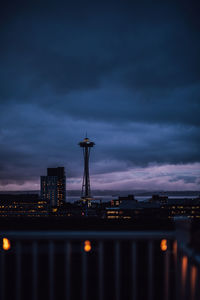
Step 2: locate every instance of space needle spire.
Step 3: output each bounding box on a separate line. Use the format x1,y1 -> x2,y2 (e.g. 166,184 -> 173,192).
79,135 -> 95,202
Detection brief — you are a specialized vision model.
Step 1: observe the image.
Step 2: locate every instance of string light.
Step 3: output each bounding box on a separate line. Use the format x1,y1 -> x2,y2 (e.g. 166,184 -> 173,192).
84,240 -> 91,252
3,238 -> 11,251
160,239 -> 167,251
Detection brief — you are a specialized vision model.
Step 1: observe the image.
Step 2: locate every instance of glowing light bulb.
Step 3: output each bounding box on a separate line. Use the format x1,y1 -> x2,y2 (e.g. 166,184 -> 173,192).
3,238 -> 11,251
160,239 -> 167,251
84,240 -> 91,252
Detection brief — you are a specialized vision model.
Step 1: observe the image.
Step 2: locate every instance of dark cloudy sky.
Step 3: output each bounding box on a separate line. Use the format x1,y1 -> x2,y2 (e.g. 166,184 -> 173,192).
0,0 -> 200,191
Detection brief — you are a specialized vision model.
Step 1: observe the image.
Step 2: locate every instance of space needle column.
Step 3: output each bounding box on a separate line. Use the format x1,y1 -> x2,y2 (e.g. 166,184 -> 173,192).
79,136 -> 95,204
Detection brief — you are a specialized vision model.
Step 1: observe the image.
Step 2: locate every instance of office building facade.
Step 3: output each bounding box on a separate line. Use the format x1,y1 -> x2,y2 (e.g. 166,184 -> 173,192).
41,167 -> 66,207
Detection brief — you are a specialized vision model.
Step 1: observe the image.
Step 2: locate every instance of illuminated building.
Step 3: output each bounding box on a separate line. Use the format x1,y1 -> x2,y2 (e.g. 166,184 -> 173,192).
106,201 -> 163,219
0,193 -> 48,217
150,194 -> 168,204
41,167 -> 66,207
106,207 -> 121,219
111,194 -> 136,207
163,198 -> 200,219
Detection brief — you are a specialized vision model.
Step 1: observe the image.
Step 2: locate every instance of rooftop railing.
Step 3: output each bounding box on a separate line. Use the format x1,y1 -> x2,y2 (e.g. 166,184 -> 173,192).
0,227 -> 199,300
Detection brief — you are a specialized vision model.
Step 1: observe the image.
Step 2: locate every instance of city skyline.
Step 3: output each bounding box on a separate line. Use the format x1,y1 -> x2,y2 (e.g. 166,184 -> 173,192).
0,1 -> 200,191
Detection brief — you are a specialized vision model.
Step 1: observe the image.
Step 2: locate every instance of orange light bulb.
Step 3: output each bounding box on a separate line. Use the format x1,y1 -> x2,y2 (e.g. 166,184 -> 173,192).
3,238 -> 11,251
84,240 -> 91,252
160,239 -> 167,251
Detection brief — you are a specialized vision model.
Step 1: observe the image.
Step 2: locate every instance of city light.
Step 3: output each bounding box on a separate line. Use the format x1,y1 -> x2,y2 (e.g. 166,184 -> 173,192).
3,238 -> 11,251
181,255 -> 188,294
160,239 -> 167,251
190,265 -> 197,300
84,240 -> 91,252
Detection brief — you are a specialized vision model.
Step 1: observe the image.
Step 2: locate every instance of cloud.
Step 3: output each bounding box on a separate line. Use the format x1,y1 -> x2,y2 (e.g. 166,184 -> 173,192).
169,175 -> 197,184
0,0 -> 199,190
0,102 -> 199,190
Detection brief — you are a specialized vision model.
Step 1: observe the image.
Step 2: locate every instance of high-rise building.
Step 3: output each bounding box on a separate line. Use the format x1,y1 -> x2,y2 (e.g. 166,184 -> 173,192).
40,167 -> 66,207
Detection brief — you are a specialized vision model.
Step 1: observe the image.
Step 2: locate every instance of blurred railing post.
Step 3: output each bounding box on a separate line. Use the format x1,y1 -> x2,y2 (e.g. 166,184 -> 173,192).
175,219 -> 191,300
0,249 -> 5,300
175,219 -> 191,247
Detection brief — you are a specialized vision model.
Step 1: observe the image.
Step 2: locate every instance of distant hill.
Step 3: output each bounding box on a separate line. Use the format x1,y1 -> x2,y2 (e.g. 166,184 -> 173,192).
0,190 -> 199,197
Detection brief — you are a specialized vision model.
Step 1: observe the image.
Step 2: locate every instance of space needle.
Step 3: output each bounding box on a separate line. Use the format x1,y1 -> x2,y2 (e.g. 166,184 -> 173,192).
79,136 -> 95,206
